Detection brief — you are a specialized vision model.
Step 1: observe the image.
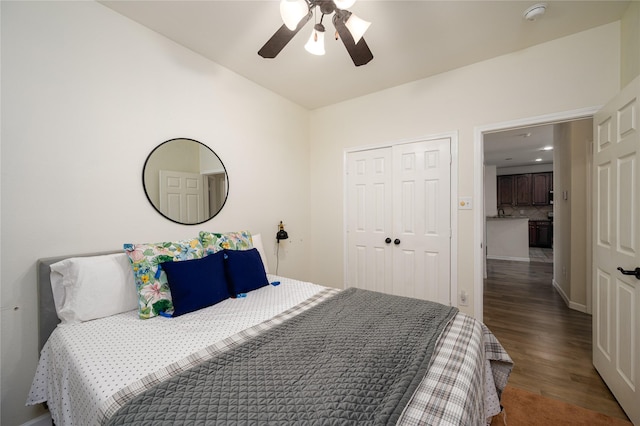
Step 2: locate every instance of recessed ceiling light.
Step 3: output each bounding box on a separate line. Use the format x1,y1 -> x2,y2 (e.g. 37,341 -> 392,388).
535,158 -> 542,162
542,146 -> 553,151
523,3 -> 547,21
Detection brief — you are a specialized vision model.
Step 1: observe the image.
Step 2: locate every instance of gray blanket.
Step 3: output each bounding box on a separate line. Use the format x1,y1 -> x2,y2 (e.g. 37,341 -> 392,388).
106,288 -> 458,425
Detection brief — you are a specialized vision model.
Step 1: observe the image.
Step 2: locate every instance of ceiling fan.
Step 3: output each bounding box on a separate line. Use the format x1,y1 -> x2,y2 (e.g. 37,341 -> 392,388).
258,0 -> 373,66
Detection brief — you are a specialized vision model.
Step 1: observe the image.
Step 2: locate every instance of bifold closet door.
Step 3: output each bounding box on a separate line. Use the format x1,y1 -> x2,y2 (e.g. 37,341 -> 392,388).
346,138 -> 451,305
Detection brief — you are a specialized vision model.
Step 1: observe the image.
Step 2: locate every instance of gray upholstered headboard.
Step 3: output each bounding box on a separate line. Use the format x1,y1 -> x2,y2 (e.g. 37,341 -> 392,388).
37,251 -> 120,352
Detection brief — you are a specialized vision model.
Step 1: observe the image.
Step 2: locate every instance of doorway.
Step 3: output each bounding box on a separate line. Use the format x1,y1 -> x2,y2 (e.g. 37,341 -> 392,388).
484,124 -> 555,265
473,107 -> 599,320
481,116 -> 594,313
473,108 -> 631,420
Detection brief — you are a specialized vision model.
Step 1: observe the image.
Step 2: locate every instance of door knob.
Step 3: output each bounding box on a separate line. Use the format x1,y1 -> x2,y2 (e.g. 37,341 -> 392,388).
385,238 -> 392,244
616,267 -> 640,280
394,239 -> 401,245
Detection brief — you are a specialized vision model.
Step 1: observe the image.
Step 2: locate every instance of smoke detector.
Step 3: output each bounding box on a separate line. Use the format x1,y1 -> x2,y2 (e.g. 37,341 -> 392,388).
523,3 -> 547,21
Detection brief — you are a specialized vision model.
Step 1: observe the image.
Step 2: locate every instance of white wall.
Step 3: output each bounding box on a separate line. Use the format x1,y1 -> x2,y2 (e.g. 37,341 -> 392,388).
621,0 -> 640,88
308,23 -> 620,312
552,119 -> 592,311
0,2 -> 311,424
484,165 -> 497,217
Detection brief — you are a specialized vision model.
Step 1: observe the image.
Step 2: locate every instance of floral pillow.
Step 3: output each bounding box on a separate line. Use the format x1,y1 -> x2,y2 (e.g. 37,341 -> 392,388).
199,230 -> 253,254
123,238 -> 204,319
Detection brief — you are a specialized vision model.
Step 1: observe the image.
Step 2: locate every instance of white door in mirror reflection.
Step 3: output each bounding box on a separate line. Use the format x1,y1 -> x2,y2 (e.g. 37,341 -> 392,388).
207,173 -> 226,216
160,170 -> 207,224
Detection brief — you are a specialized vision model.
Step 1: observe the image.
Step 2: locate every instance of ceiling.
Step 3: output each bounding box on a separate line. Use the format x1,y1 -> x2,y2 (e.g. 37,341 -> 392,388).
99,0 -> 630,110
484,124 -> 556,168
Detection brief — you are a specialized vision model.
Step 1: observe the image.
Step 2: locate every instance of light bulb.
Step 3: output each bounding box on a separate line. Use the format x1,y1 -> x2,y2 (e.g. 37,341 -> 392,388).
280,0 -> 308,30
334,0 -> 356,9
304,26 -> 325,55
345,13 -> 370,43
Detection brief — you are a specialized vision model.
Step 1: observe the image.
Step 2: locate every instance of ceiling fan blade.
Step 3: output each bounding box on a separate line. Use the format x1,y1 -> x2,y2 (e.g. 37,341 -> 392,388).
258,12 -> 312,59
333,15 -> 373,66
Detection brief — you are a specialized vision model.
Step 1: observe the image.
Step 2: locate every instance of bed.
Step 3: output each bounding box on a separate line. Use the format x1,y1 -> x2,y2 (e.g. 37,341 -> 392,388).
27,234 -> 512,426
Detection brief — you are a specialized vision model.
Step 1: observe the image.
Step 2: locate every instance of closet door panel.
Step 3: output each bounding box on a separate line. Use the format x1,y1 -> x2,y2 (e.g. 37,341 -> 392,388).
346,148 -> 394,294
393,139 -> 451,305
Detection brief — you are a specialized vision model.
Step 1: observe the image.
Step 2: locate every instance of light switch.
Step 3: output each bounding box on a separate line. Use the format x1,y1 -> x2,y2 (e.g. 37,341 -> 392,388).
458,197 -> 472,210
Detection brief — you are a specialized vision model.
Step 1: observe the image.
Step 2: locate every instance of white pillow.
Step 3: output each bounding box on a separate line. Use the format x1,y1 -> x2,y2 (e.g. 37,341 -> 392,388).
251,233 -> 270,274
50,253 -> 138,324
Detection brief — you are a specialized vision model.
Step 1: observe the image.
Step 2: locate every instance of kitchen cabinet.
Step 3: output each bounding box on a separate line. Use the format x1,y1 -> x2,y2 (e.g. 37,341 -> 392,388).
497,172 -> 553,207
532,172 -> 553,205
497,175 -> 515,206
515,174 -> 532,206
529,220 -> 553,248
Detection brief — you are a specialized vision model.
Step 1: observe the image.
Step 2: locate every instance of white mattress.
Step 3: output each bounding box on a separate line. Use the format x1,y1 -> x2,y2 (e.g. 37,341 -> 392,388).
27,275 -> 326,426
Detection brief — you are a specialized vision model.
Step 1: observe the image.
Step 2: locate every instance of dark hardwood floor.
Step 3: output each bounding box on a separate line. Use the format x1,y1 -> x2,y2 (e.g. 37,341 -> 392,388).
483,259 -> 630,421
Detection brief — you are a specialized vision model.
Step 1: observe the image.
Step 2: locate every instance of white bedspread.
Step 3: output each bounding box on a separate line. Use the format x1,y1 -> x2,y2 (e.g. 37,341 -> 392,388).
27,276 -> 325,426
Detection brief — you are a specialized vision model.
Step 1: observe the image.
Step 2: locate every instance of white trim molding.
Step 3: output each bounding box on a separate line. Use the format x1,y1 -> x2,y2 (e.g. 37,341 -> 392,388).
553,279 -> 588,313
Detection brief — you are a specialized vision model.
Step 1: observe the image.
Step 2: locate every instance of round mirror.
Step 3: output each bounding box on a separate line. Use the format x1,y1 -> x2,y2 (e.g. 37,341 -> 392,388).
142,138 -> 228,225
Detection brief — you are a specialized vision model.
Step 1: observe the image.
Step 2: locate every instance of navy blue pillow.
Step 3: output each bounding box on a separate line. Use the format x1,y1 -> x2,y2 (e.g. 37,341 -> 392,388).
224,248 -> 269,296
161,251 -> 229,317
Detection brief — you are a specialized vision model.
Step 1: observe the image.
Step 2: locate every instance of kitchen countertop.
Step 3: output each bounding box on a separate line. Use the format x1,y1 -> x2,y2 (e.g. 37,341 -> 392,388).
486,216 -> 529,220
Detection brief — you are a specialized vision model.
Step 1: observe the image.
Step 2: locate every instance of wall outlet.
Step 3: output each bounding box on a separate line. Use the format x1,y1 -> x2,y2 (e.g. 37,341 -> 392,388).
459,290 -> 469,306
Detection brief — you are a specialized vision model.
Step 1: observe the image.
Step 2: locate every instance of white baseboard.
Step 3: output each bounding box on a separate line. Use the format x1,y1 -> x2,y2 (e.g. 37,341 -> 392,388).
486,255 -> 530,262
552,279 -> 588,313
21,412 -> 51,426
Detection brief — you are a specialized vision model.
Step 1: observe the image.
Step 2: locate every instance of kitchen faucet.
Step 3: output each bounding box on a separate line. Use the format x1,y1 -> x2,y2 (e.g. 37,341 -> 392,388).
498,208 -> 505,217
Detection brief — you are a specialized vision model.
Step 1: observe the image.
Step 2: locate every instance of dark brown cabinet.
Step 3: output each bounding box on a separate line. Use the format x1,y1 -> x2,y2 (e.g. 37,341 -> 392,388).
529,220 -> 553,248
497,172 -> 553,207
532,172 -> 552,205
515,174 -> 532,206
497,175 -> 515,206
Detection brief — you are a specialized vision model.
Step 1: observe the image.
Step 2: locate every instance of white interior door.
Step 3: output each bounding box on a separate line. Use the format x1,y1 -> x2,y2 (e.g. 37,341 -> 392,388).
593,76 -> 640,425
393,139 -> 451,305
346,147 -> 394,294
159,170 -> 206,223
346,138 -> 451,305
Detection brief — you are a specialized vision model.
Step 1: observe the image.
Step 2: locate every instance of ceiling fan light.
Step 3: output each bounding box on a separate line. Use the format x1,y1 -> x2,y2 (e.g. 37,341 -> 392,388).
280,0 -> 309,30
304,26 -> 325,55
345,13 -> 370,44
333,0 -> 356,10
